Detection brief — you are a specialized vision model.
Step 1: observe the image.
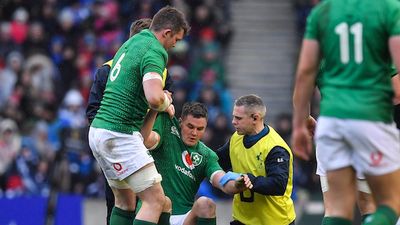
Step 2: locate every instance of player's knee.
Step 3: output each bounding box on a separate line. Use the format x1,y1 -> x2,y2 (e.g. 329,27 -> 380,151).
193,196 -> 216,218
163,196 -> 172,213
112,188 -> 136,211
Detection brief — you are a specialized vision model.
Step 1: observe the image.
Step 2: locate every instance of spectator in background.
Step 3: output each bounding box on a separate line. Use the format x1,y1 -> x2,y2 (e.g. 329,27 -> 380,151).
0,51 -> 23,108
0,119 -> 21,194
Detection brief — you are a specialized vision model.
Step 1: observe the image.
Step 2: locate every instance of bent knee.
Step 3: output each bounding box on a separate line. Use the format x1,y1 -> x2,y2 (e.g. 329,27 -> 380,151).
163,196 -> 172,213
193,196 -> 216,218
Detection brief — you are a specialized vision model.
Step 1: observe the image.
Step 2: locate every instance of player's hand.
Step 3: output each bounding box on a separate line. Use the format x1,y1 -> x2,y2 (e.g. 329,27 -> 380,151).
165,104 -> 175,118
306,115 -> 317,137
164,90 -> 173,104
292,126 -> 313,160
235,174 -> 253,190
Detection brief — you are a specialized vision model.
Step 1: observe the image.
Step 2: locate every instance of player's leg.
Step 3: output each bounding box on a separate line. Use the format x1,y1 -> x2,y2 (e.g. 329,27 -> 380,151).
158,196 -> 172,225
88,127 -> 136,225
105,176 -> 116,225
348,120 -> 400,225
89,128 -> 163,225
364,170 -> 400,225
356,180 -> 375,222
315,117 -> 356,225
182,196 -> 216,225
324,167 -> 357,224
109,187 -> 137,225
126,162 -> 165,225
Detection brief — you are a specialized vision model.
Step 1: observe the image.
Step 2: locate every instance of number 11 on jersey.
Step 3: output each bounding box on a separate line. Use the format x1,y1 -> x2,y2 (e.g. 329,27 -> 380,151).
335,22 -> 363,64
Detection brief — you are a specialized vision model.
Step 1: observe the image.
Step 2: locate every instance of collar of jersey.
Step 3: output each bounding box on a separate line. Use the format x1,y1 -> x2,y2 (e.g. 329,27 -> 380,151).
243,125 -> 269,149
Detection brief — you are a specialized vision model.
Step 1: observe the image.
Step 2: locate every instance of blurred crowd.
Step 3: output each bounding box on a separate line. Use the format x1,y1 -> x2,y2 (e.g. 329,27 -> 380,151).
0,0 -> 236,198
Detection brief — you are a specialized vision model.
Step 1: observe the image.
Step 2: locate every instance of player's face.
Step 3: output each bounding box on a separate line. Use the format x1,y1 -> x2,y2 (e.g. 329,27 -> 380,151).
232,105 -> 254,135
180,115 -> 207,147
165,29 -> 184,50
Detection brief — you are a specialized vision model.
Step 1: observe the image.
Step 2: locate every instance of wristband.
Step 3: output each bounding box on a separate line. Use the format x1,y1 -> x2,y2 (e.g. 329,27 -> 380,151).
219,171 -> 242,187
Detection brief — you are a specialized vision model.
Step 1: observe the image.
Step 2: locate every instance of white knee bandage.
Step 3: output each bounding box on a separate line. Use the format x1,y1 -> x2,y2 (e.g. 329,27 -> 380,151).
125,165 -> 162,193
320,176 -> 329,192
356,179 -> 371,194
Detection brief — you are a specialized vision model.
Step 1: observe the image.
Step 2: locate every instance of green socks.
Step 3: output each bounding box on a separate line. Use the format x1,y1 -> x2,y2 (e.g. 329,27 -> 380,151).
133,220 -> 157,225
158,212 -> 171,225
362,205 -> 398,225
197,217 -> 216,225
321,217 -> 352,225
110,207 -> 135,225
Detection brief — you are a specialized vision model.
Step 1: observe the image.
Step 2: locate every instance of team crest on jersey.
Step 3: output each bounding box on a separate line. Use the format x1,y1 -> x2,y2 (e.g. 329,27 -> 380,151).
182,150 -> 194,169
191,152 -> 203,166
171,126 -> 180,138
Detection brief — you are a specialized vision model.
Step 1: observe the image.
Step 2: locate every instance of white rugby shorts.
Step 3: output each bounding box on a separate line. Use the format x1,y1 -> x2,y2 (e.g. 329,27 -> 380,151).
315,117 -> 400,176
170,211 -> 191,225
88,127 -> 154,185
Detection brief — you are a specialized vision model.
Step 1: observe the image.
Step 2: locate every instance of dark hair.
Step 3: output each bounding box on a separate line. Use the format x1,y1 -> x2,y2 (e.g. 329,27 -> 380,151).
181,102 -> 208,120
129,18 -> 152,37
150,6 -> 190,35
235,94 -> 266,118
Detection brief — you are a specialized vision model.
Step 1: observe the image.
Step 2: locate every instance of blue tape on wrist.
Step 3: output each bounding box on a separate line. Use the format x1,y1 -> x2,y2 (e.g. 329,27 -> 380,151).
219,171 -> 241,187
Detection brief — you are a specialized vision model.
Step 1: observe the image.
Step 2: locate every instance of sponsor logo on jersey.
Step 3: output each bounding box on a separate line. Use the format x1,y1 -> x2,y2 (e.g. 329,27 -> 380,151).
182,150 -> 194,169
171,126 -> 180,138
175,164 -> 195,181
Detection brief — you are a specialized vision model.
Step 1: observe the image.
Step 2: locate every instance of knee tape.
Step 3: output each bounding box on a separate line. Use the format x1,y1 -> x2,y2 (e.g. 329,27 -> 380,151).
356,179 -> 371,194
320,176 -> 329,192
125,165 -> 162,193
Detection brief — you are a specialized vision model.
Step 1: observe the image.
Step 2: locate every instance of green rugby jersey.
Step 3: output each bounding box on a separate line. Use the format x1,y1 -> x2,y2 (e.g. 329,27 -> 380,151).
92,29 -> 168,133
305,0 -> 400,122
151,114 -> 222,215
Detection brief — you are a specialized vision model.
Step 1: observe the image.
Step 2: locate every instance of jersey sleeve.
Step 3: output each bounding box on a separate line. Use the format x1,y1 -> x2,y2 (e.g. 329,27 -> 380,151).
386,0 -> 400,36
304,5 -> 321,40
205,150 -> 223,180
141,47 -> 167,79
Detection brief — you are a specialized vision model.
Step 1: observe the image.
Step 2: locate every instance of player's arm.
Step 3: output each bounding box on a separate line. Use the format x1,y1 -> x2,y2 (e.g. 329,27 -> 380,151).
292,39 -> 320,160
143,73 -> 172,112
389,36 -> 400,102
211,171 -> 252,194
245,146 -> 290,196
140,109 -> 161,150
392,74 -> 400,105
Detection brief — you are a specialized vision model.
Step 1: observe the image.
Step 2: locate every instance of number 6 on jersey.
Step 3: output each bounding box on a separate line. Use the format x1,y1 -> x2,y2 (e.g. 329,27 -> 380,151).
110,53 -> 126,81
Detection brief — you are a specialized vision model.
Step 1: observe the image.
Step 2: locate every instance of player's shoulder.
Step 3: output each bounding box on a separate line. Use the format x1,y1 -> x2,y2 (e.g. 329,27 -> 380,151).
196,141 -> 217,157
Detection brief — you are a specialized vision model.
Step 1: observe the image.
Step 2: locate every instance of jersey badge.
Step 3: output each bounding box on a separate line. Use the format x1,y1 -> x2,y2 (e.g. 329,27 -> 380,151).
191,152 -> 203,166
171,126 -> 180,138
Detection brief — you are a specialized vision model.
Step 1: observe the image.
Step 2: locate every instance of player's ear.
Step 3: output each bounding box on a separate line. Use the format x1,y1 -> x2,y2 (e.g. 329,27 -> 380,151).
163,29 -> 172,38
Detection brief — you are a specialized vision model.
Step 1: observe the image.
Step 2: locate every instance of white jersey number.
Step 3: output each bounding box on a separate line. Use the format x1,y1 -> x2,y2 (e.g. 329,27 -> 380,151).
110,53 -> 126,82
335,22 -> 363,64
